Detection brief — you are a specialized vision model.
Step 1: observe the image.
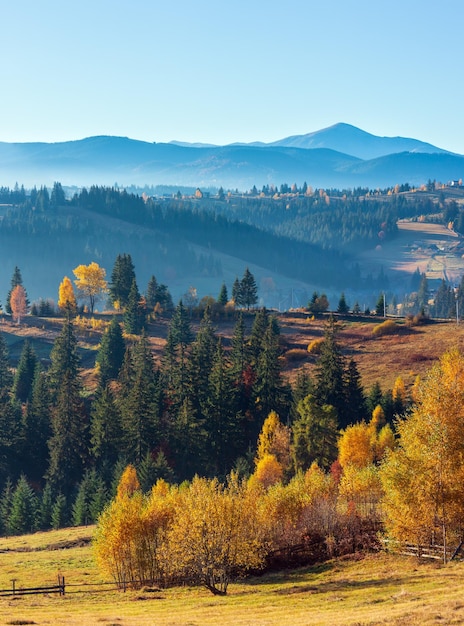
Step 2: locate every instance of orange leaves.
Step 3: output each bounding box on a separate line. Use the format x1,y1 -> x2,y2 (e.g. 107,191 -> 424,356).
10,285 -> 27,324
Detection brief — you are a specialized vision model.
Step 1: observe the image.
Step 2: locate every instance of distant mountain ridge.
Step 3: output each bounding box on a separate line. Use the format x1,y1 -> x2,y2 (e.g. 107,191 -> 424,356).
0,124 -> 462,190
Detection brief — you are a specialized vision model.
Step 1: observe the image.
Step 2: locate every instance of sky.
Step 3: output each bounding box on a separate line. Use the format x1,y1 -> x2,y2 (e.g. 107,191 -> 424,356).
1,0 -> 464,153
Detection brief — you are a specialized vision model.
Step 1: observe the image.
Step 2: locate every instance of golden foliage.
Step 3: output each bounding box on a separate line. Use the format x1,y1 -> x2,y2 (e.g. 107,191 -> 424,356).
380,348 -> 464,552
73,261 -> 107,313
58,276 -> 77,313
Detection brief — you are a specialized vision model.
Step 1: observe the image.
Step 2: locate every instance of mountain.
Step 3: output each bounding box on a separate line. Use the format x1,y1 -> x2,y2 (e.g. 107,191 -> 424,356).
0,125 -> 462,190
267,123 -> 452,159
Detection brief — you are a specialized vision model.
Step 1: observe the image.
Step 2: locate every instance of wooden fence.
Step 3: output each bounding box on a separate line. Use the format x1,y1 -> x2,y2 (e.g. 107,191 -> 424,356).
0,574 -> 65,597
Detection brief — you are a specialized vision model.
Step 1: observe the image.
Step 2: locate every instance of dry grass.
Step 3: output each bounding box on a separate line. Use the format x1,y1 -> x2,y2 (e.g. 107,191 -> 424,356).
0,528 -> 464,625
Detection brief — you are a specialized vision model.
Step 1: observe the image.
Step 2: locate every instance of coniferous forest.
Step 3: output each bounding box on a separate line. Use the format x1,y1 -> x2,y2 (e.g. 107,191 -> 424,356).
1,180 -> 464,588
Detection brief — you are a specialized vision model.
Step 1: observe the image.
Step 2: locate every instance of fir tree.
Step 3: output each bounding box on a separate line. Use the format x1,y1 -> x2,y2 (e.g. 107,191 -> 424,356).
0,333 -> 13,391
109,253 -> 136,309
337,292 -> 349,314
343,358 -> 368,426
217,283 -> 228,306
120,333 -> 161,464
51,493 -> 67,529
22,365 -> 51,484
96,317 -> 125,384
12,340 -> 37,402
145,275 -> 158,310
240,267 -> 258,309
314,316 -> 346,428
123,279 -> 146,335
232,277 -> 242,307
90,384 -> 122,468
8,475 -> 37,535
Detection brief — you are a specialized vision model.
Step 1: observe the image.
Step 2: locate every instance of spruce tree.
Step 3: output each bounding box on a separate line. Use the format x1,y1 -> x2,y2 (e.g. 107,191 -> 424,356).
90,384 -> 122,468
96,317 -> 125,384
120,333 -> 161,464
240,267 -> 258,309
337,292 -> 349,314
123,279 -> 146,335
51,493 -> 67,529
314,316 -> 346,428
145,275 -> 158,310
0,333 -> 13,391
46,318 -> 88,495
8,475 -> 37,535
109,253 -> 136,309
12,340 -> 38,402
217,283 -> 228,306
22,365 -> 51,484
343,358 -> 368,427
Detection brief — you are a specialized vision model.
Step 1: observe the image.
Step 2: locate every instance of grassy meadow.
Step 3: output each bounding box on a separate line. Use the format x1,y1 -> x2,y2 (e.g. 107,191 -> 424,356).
0,527 -> 463,625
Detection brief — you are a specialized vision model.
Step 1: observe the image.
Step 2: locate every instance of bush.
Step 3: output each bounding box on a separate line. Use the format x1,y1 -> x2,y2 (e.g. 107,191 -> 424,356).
307,338 -> 324,354
285,348 -> 308,362
372,319 -> 399,337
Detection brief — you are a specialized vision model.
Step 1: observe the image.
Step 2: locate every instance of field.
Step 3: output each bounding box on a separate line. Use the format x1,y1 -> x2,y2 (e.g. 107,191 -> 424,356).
0,528 -> 463,625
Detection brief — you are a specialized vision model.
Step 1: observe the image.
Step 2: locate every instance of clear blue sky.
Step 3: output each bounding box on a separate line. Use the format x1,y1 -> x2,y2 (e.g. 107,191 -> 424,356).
1,0 -> 464,153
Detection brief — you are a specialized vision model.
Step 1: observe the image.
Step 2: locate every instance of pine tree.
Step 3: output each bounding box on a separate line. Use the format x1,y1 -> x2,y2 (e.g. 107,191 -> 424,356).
343,358 -> 368,426
0,333 -> 13,391
51,493 -> 67,529
22,365 -> 51,484
37,482 -> 54,530
232,277 -> 242,307
96,317 -> 125,384
123,279 -> 146,335
203,339 -> 241,476
8,475 -> 37,535
240,268 -> 258,309
90,384 -> 122,468
314,316 -> 346,428
217,283 -> 228,306
47,318 -> 88,495
109,253 -> 136,309
337,292 -> 349,314
47,370 -> 89,496
120,333 -> 161,464
145,275 -> 158,310
48,316 -> 80,391
292,395 -> 338,471
12,340 -> 37,402
0,478 -> 14,535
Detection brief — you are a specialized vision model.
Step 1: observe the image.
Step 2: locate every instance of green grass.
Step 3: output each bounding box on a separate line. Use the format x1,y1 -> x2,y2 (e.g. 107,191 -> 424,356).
0,528 -> 463,625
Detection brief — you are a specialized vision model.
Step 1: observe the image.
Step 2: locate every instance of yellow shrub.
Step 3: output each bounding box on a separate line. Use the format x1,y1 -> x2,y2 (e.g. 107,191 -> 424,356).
372,319 -> 398,337
307,338 -> 324,354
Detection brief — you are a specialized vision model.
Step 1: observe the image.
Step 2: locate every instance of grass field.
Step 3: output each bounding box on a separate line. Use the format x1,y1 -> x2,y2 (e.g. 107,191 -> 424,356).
0,528 -> 463,625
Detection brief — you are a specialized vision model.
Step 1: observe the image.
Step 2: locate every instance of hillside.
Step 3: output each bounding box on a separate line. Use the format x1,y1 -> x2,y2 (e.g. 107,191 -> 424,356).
4,311 -> 464,395
0,526 -> 463,625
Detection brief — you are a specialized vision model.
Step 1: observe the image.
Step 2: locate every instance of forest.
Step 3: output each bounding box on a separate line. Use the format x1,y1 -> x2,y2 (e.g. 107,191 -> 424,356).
1,181 -> 462,309
1,181 -> 464,591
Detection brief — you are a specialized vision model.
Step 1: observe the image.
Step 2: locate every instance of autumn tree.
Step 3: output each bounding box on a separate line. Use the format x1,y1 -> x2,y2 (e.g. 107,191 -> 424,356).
73,262 -> 107,314
58,276 -> 77,315
165,476 -> 265,594
10,285 -> 27,324
6,266 -> 28,315
380,348 -> 464,560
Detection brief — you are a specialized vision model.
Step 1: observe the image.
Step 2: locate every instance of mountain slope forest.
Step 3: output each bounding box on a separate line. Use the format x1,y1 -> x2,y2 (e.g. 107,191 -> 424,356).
1,180 -> 464,310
